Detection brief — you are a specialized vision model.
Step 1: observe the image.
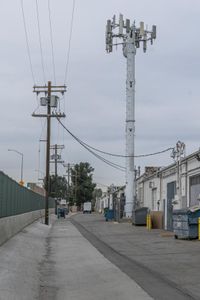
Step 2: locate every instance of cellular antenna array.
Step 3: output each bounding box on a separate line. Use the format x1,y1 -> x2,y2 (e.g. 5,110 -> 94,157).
105,14 -> 156,217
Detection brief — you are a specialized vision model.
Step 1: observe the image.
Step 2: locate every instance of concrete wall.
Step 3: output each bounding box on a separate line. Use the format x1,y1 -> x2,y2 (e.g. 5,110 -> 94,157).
0,209 -> 54,246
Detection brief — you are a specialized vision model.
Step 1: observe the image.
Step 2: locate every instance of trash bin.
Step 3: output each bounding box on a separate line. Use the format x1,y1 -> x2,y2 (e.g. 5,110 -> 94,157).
105,209 -> 114,221
173,206 -> 200,239
132,207 -> 148,225
57,207 -> 66,218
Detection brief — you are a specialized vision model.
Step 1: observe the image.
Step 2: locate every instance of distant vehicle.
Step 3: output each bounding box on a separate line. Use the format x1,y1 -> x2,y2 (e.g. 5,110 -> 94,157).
83,202 -> 92,214
60,199 -> 67,206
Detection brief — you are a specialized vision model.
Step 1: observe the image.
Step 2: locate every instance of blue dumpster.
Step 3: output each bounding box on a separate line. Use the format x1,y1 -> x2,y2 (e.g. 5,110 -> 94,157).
57,207 -> 66,218
105,209 -> 114,221
173,206 -> 200,239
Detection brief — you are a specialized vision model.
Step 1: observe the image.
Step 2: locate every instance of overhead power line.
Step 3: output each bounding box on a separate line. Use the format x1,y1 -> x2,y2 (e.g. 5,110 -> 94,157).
56,117 -> 125,172
57,118 -> 173,158
48,0 -> 57,84
64,0 -> 76,84
20,0 -> 36,84
35,0 -> 46,84
83,144 -> 174,158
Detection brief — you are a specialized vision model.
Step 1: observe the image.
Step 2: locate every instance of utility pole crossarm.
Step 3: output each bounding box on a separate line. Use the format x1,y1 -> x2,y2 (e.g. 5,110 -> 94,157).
32,113 -> 66,118
50,145 -> 65,150
33,85 -> 67,94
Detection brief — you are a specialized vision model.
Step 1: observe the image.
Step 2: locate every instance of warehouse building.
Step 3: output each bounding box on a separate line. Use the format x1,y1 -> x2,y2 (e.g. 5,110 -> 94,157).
136,150 -> 200,230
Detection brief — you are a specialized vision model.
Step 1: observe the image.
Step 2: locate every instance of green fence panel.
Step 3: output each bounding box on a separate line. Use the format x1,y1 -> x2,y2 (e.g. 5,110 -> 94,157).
0,171 -> 54,218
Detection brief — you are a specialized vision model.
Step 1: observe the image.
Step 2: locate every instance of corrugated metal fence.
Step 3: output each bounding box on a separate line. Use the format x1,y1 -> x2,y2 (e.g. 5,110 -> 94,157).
0,171 -> 54,218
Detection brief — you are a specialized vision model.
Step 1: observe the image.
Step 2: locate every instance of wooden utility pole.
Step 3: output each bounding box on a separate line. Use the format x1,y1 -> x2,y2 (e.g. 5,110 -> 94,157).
33,82 -> 66,225
54,144 -> 59,178
50,144 -> 64,215
67,163 -> 70,202
50,144 -> 65,177
45,81 -> 51,225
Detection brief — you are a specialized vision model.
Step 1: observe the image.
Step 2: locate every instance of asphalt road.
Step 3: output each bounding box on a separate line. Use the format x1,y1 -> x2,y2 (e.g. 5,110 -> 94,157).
71,213 -> 200,300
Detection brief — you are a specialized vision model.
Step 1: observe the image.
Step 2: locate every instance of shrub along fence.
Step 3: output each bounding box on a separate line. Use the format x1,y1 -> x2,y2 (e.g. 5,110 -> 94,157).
0,171 -> 54,218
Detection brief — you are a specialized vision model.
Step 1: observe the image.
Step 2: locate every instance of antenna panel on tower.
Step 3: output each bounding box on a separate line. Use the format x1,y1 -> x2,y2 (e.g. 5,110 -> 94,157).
140,21 -> 144,36
112,15 -> 116,26
126,19 -> 130,33
119,14 -> 124,35
143,40 -> 147,52
152,25 -> 156,39
107,20 -> 112,34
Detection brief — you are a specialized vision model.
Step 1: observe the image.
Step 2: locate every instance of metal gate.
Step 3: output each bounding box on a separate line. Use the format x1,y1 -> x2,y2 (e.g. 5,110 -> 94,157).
167,181 -> 176,231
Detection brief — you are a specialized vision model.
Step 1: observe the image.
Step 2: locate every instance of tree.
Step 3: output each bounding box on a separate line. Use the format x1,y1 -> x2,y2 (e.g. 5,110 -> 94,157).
93,188 -> 103,199
44,175 -> 68,199
70,162 -> 96,207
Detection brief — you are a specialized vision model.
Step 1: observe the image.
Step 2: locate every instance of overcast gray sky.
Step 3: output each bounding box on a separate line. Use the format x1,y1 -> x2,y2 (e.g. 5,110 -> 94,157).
1,0 -> 200,188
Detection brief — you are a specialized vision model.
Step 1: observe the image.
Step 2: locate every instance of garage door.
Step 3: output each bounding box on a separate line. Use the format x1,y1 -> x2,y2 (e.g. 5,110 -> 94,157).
190,175 -> 200,206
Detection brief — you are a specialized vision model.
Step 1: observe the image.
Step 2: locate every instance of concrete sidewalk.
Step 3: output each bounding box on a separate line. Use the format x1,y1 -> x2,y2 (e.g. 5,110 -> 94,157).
72,213 -> 200,300
39,218 -> 152,300
0,218 -> 52,300
0,215 -> 152,300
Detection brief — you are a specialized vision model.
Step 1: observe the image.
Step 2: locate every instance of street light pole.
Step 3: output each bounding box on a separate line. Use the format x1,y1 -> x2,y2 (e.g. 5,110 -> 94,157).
8,149 -> 24,185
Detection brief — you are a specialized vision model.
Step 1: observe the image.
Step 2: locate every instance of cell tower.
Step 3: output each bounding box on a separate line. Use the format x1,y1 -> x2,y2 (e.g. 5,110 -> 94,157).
105,14 -> 156,217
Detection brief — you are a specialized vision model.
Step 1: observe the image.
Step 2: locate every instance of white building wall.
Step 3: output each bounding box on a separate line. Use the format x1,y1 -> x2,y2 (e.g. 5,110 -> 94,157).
98,197 -> 109,212
143,177 -> 160,211
136,151 -> 200,229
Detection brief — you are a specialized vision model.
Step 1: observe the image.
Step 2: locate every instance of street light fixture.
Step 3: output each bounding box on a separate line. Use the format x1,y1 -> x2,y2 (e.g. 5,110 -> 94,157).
8,149 -> 24,185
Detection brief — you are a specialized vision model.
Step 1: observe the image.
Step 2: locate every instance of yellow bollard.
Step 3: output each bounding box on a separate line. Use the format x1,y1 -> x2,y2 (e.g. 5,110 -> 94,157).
146,214 -> 152,230
146,214 -> 149,229
149,214 -> 152,230
198,217 -> 200,241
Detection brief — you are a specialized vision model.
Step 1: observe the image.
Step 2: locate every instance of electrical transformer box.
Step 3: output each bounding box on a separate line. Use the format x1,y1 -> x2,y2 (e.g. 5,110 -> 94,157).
50,95 -> 58,108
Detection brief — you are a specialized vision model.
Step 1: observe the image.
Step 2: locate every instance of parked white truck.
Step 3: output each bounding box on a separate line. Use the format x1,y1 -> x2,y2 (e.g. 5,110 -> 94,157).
83,202 -> 92,214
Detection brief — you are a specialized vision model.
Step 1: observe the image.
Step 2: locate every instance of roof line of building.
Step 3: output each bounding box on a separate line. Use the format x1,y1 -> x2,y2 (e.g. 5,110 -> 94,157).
137,148 -> 200,182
